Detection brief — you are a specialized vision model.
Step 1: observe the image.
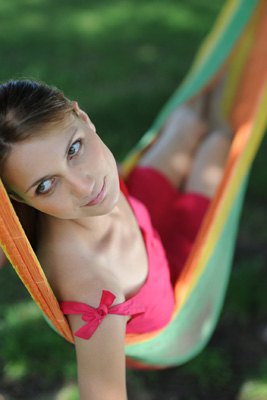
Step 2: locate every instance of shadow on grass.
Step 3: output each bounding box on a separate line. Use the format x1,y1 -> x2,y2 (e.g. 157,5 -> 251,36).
0,266 -> 76,397
1,0 -> 267,399
1,249 -> 266,399
126,253 -> 267,400
0,0 -> 225,159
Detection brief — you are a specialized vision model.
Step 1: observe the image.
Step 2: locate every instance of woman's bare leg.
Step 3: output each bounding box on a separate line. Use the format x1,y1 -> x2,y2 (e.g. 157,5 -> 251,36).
138,104 -> 207,188
184,131 -> 231,198
185,74 -> 232,198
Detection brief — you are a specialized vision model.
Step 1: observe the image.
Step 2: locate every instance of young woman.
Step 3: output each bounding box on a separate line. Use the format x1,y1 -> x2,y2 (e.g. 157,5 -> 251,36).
0,80 -> 231,399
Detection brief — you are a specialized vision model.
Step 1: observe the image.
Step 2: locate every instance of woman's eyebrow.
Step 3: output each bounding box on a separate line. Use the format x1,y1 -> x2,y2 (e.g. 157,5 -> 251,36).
25,128 -> 79,194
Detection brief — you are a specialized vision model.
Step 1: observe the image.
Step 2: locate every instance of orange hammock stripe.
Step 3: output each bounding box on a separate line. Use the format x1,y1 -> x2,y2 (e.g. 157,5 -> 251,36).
0,183 -> 74,342
0,0 -> 265,350
124,0 -> 267,346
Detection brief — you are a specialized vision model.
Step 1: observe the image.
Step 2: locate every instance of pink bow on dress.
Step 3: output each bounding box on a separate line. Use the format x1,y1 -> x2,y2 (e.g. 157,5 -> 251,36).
60,290 -> 144,340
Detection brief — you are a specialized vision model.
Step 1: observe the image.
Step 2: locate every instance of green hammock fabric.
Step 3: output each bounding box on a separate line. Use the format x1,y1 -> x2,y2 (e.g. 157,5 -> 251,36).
122,0 -> 267,368
0,0 -> 267,370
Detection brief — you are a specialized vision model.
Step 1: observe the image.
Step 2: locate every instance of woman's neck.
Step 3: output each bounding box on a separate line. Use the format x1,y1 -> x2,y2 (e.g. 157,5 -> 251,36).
38,191 -> 127,243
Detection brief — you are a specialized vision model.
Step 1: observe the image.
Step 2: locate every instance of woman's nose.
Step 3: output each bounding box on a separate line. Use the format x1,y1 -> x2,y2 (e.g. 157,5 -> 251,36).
67,173 -> 95,198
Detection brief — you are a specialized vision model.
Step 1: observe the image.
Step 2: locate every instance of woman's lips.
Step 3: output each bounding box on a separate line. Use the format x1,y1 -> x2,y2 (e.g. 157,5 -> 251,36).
84,180 -> 106,207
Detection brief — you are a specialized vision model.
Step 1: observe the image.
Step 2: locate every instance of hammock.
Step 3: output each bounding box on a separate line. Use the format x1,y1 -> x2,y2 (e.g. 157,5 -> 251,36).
0,0 -> 267,370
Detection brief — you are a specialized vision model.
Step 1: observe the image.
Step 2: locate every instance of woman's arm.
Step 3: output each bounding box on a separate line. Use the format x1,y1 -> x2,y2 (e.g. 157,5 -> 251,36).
40,239 -> 130,399
69,306 -> 128,400
73,314 -> 128,399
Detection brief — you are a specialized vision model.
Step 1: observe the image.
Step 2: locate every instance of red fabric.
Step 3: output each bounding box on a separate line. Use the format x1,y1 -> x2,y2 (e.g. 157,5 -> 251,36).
60,167 -> 210,340
60,178 -> 175,338
61,290 -> 144,339
126,167 -> 210,284
123,187 -> 175,334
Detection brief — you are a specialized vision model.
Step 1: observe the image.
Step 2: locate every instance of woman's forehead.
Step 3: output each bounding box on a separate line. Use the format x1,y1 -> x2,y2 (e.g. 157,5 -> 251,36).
2,120 -> 79,191
27,113 -> 77,138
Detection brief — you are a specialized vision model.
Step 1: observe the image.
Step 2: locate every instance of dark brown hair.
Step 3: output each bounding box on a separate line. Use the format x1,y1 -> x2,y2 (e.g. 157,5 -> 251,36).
0,79 -> 74,169
0,80 -> 75,246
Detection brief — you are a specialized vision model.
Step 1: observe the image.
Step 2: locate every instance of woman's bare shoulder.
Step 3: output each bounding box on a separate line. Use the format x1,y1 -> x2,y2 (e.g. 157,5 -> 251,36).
36,222 -> 129,398
36,225 -> 125,306
37,229 -> 129,399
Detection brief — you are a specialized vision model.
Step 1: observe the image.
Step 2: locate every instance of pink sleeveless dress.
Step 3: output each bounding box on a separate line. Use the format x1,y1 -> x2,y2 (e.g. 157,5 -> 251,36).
60,167 -> 209,340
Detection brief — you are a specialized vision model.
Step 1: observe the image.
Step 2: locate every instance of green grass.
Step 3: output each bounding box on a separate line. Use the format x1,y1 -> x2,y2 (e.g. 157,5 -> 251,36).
1,0 -> 267,399
0,0 -> 225,158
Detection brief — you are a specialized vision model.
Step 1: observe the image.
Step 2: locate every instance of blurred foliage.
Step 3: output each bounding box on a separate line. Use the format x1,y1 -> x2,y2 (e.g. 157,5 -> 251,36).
238,381 -> 267,400
0,0 -> 225,159
56,384 -> 79,400
223,256 -> 267,325
0,267 -> 76,388
0,0 -> 266,399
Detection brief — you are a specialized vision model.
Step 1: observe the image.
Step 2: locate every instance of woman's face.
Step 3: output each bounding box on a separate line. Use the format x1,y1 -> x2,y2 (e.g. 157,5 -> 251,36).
2,108 -> 120,219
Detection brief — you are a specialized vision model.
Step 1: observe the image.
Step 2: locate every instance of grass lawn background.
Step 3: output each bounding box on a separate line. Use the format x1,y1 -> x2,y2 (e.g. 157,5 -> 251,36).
0,0 -> 267,399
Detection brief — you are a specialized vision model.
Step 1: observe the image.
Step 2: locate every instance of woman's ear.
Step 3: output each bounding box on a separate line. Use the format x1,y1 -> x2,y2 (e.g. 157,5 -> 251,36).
8,192 -> 26,204
72,101 -> 96,133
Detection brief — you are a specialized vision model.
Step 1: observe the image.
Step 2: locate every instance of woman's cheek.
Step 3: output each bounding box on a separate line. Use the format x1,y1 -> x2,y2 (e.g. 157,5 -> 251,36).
34,196 -> 71,218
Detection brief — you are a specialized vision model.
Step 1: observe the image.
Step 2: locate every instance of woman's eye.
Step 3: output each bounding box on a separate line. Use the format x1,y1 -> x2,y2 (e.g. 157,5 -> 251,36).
36,179 -> 53,195
68,140 -> 81,158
